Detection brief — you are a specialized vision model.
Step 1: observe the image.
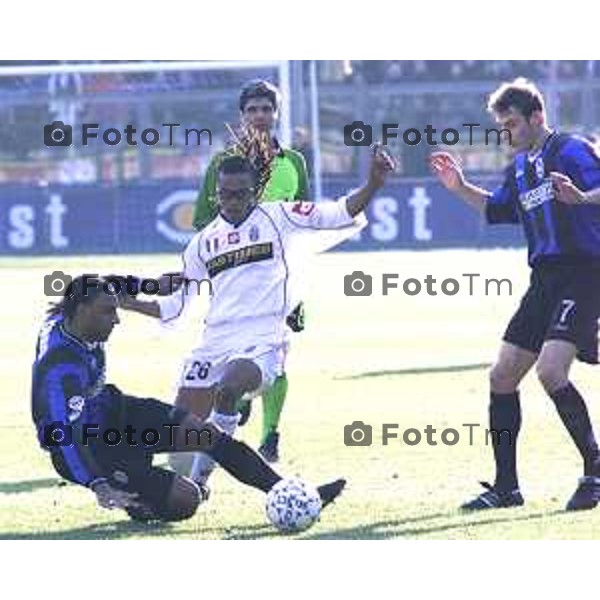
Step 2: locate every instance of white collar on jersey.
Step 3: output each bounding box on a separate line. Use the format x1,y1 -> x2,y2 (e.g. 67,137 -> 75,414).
218,202 -> 259,228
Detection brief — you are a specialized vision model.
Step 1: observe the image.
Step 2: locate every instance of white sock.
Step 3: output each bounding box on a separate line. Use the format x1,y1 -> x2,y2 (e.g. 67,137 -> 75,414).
211,410 -> 240,436
189,411 -> 240,484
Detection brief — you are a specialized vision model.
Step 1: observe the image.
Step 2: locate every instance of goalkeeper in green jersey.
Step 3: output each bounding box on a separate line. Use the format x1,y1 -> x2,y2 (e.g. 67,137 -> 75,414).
192,79 -> 310,463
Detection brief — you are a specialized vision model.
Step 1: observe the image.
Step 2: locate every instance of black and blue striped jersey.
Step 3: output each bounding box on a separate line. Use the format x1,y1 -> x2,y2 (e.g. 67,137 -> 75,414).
31,314 -> 110,486
486,133 -> 600,266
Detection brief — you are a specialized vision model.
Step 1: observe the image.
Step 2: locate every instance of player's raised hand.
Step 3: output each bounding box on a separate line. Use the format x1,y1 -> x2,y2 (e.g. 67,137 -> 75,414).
430,152 -> 465,191
346,145 -> 396,216
550,172 -> 587,204
368,143 -> 396,189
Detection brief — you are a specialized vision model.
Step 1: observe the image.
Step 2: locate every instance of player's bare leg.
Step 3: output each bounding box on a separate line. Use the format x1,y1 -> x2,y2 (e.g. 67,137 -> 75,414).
536,339 -> 576,393
114,400 -> 346,524
463,342 -> 536,510
189,358 -> 261,485
175,387 -> 215,420
537,340 -> 600,510
490,342 -> 537,394
168,387 -> 215,473
168,413 -> 346,508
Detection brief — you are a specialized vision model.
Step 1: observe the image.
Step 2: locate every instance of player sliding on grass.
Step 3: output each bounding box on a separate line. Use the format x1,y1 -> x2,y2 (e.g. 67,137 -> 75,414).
120,144 -> 395,491
193,80 -> 311,462
431,78 -> 600,511
31,276 -> 345,523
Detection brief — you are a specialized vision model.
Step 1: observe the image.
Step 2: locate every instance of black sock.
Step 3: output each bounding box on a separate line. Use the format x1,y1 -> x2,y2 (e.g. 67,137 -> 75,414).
207,433 -> 281,492
550,383 -> 599,475
490,391 -> 521,491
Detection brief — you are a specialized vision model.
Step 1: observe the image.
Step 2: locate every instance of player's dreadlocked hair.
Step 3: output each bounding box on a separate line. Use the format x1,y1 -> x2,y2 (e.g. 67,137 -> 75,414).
222,124 -> 275,198
488,78 -> 545,119
46,275 -> 111,318
239,79 -> 280,113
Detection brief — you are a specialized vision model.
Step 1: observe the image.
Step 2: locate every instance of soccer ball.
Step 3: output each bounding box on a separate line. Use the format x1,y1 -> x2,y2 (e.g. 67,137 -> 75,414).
266,477 -> 322,533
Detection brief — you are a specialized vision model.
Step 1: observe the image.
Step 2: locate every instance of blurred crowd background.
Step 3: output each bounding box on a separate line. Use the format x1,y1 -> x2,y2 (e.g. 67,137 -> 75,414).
0,60 -> 598,186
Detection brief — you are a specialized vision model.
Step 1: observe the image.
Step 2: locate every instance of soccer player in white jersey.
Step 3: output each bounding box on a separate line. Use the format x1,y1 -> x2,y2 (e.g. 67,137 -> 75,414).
120,145 -> 395,487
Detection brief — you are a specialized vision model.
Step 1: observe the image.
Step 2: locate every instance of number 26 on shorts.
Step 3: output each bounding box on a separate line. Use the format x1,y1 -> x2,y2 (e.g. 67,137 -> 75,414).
184,360 -> 212,381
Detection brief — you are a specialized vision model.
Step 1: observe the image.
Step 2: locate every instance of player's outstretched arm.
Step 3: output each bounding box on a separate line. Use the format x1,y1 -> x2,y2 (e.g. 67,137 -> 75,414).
117,276 -> 195,320
120,239 -> 208,323
346,144 -> 396,217
430,152 -> 490,213
118,294 -> 161,318
38,358 -> 141,513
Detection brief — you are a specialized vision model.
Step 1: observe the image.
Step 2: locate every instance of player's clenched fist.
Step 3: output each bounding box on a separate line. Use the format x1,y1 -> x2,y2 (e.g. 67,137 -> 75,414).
368,143 -> 396,189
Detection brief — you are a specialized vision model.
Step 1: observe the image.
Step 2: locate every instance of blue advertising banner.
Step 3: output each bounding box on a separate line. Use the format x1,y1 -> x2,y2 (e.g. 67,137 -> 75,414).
0,179 -> 524,255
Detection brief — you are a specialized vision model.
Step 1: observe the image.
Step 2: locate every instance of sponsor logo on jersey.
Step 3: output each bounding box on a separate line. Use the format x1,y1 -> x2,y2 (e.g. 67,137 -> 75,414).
66,395 -> 85,423
228,231 -> 240,245
519,179 -> 554,212
291,201 -> 315,216
206,242 -> 274,278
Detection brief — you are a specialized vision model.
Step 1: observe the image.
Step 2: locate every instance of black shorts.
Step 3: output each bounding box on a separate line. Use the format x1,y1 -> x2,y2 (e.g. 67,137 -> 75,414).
53,389 -> 190,513
100,389 -> 190,456
503,261 -> 600,364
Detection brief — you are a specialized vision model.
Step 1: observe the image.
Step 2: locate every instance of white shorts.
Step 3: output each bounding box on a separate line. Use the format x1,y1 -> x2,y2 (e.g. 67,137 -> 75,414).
176,342 -> 288,398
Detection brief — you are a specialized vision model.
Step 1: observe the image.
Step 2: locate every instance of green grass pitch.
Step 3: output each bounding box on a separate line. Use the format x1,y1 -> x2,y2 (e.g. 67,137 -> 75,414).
2,248 -> 600,539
